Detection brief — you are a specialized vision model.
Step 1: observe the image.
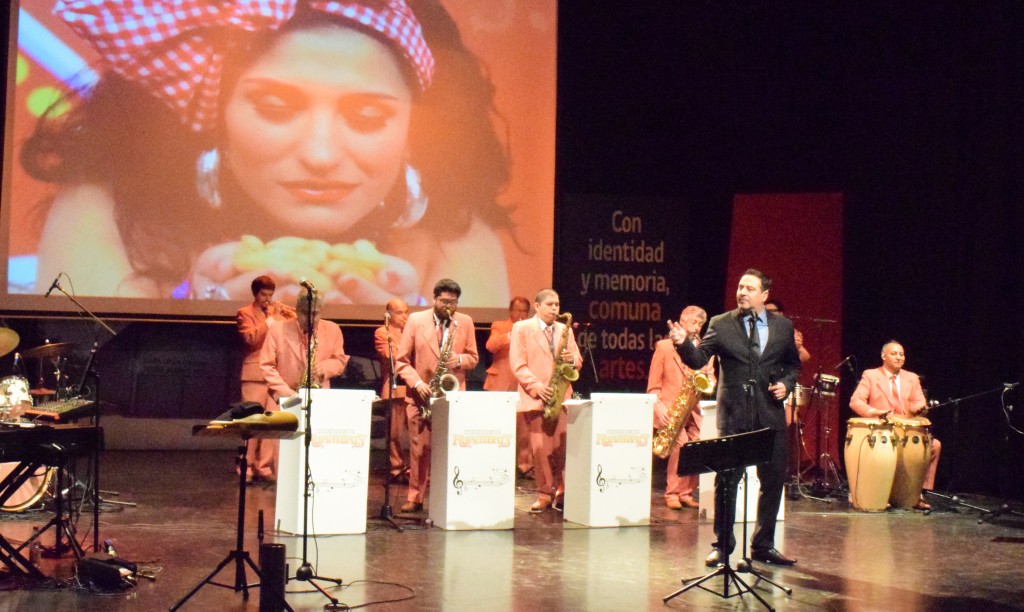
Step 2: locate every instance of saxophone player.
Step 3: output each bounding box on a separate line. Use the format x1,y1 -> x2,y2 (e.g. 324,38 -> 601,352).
510,289 -> 583,513
260,286 -> 350,417
647,306 -> 716,510
394,279 -> 479,513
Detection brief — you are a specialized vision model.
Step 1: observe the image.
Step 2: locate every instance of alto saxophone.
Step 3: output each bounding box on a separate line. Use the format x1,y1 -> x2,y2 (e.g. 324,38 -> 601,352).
300,335 -> 320,390
424,309 -> 459,418
543,312 -> 579,420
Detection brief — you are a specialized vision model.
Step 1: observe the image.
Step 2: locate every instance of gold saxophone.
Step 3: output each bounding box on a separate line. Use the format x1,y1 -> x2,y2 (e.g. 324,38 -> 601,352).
300,335 -> 320,390
424,309 -> 459,418
543,312 -> 579,420
652,354 -> 715,459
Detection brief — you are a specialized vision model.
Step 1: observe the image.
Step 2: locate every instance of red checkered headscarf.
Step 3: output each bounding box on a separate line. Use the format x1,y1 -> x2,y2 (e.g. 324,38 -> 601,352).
55,0 -> 435,132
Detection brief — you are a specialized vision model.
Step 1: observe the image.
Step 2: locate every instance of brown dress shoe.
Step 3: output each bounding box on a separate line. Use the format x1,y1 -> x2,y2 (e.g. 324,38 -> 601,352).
530,498 -> 552,513
680,497 -> 699,509
400,501 -> 423,513
665,497 -> 683,510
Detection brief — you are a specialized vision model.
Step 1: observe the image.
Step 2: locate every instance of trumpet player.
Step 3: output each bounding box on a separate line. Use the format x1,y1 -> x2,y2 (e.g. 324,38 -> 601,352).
510,289 -> 582,513
648,306 -> 715,510
395,279 -> 479,513
236,275 -> 296,482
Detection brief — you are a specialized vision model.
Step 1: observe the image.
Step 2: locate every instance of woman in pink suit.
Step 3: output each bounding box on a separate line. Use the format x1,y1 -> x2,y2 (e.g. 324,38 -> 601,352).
510,289 -> 582,513
850,341 -> 941,509
394,278 -> 479,513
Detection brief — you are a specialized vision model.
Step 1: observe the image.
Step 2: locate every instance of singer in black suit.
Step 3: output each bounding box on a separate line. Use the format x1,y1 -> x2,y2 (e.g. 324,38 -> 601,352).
670,269 -> 801,567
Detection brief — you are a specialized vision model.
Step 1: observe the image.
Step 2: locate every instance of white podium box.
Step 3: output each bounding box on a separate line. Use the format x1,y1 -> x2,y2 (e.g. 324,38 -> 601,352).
564,393 -> 655,527
697,401 -> 785,523
276,389 -> 374,535
429,391 -> 517,530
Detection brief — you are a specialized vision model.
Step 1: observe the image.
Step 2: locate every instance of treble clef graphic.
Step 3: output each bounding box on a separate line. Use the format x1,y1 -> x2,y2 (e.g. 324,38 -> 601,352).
595,464 -> 606,491
452,466 -> 465,494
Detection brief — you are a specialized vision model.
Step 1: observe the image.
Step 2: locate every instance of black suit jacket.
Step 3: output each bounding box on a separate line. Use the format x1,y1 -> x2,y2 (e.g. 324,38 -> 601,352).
678,309 -> 801,434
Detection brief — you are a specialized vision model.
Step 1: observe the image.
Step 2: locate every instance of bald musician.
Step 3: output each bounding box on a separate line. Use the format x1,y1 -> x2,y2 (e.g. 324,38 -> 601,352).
375,298 -> 411,483
849,340 -> 941,510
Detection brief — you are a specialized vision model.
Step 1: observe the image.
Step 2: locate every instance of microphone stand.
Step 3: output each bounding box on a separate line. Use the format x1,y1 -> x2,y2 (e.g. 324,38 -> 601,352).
923,384 -> 1018,518
290,289 -> 344,609
50,277 -> 117,553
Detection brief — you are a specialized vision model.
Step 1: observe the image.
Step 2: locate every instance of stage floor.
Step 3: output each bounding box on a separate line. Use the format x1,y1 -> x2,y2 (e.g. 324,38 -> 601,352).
2,450 -> 1023,611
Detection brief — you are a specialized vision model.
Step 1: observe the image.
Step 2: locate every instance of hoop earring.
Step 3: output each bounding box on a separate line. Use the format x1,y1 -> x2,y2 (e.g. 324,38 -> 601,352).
196,148 -> 222,209
392,163 -> 428,228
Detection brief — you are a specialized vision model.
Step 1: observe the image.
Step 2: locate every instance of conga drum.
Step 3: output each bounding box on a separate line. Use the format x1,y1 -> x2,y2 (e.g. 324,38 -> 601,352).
844,418 -> 897,512
889,416 -> 932,509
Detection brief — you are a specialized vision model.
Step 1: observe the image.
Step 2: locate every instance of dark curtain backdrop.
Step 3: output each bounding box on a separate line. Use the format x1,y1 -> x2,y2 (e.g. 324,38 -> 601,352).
556,2 -> 1024,498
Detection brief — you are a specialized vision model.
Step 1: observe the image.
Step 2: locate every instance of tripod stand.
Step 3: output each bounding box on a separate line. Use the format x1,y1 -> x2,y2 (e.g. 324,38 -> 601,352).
664,429 -> 789,610
172,431 -> 297,611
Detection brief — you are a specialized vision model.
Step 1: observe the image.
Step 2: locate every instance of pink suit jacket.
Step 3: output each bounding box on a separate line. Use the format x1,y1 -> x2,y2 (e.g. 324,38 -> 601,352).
374,323 -> 406,399
646,338 -> 706,429
395,309 -> 479,404
850,366 -> 926,417
237,303 -> 272,383
483,319 -> 517,391
510,315 -> 583,413
259,318 -> 350,405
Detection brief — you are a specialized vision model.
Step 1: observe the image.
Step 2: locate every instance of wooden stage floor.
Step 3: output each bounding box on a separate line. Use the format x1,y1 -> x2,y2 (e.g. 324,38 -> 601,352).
2,450 -> 1023,611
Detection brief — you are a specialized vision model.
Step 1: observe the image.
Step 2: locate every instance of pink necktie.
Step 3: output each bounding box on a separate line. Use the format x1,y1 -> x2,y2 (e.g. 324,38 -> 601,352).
890,375 -> 900,406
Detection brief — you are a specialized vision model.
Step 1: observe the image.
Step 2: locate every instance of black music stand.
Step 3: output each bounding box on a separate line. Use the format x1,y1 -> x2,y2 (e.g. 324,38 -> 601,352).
171,425 -> 299,611
663,428 -> 784,611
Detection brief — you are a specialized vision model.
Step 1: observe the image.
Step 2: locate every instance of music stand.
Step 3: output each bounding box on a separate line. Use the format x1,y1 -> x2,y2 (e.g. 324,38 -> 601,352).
663,428 -> 786,610
171,423 -> 300,611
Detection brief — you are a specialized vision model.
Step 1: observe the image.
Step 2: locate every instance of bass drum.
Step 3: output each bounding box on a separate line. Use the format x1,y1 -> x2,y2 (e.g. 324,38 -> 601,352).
0,376 -> 32,419
0,463 -> 54,512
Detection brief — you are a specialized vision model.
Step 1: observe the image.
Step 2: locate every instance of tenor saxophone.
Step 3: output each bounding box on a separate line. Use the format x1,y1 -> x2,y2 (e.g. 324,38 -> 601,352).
424,309 -> 459,418
543,312 -> 579,420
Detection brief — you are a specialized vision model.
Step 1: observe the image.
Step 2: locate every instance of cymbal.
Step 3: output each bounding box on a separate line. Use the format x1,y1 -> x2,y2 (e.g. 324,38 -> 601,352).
0,328 -> 18,358
22,342 -> 75,360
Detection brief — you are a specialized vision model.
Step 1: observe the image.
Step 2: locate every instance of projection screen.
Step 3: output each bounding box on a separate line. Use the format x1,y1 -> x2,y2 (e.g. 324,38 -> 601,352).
1,1 -> 556,321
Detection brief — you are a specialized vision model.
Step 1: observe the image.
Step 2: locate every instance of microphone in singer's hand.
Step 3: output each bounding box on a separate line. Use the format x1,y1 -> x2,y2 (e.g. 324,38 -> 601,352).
44,274 -> 61,297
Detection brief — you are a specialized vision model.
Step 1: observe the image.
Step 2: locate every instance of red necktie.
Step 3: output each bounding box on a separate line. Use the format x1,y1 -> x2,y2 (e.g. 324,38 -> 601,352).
890,375 -> 900,407
544,325 -> 554,354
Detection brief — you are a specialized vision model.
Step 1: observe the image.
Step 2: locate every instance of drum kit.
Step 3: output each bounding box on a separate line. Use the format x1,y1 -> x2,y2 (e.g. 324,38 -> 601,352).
789,372 -> 845,499
0,327 -> 78,513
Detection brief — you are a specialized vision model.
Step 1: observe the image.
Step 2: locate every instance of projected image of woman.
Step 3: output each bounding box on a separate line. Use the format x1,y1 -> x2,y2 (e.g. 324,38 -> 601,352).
22,0 -> 512,306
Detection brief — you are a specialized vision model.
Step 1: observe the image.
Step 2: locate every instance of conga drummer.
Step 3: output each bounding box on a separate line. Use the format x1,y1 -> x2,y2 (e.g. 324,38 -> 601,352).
849,340 -> 941,510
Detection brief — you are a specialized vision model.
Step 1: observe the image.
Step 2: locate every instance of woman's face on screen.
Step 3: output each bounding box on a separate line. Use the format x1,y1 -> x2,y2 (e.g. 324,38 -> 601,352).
223,26 -> 413,236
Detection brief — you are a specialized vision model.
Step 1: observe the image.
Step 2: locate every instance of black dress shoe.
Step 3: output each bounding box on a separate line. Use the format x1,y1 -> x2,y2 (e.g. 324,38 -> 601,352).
705,548 -> 725,567
751,548 -> 797,566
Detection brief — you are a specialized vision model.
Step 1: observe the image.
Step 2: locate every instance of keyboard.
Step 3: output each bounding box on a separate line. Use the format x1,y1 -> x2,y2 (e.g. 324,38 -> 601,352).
23,397 -> 96,422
